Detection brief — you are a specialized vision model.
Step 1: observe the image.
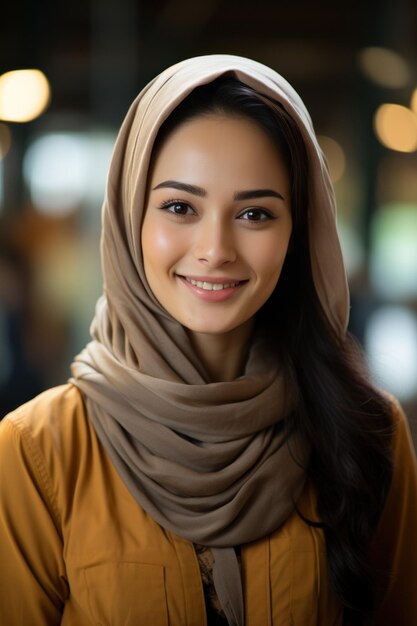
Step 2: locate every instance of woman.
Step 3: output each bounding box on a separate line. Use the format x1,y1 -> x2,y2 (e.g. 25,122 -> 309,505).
1,55 -> 416,626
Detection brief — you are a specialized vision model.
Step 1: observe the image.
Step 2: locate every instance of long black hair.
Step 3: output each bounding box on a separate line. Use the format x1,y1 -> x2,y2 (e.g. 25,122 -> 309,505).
154,75 -> 394,623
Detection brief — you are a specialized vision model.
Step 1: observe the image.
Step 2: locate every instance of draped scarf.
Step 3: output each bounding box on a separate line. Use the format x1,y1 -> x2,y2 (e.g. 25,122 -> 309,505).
71,54 -> 349,625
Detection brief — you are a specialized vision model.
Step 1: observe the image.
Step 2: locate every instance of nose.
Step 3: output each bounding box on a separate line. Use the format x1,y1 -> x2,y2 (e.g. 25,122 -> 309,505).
193,216 -> 237,267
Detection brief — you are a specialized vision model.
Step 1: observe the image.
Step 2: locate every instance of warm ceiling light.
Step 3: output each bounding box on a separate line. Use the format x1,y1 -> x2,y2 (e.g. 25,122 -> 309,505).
0,69 -> 50,122
358,47 -> 410,88
374,103 -> 417,152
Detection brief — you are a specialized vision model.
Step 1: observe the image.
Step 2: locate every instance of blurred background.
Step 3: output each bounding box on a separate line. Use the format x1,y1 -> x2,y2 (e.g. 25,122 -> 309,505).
0,0 -> 416,447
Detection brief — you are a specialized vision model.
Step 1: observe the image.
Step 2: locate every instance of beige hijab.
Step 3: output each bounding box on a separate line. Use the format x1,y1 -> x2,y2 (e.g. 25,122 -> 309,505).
71,55 -> 349,625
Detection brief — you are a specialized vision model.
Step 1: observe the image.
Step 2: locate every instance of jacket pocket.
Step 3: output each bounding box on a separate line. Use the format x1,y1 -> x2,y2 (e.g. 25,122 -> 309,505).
83,561 -> 168,626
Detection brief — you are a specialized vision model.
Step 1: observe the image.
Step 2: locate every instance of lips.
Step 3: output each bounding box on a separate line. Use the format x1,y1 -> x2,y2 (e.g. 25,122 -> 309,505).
176,274 -> 247,301
184,277 -> 242,291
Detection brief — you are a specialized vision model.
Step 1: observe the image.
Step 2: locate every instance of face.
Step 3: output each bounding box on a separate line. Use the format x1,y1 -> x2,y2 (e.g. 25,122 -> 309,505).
141,113 -> 292,338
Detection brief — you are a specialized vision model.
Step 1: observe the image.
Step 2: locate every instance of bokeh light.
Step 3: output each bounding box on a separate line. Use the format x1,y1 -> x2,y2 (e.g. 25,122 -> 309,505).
0,69 -> 50,123
317,135 -> 346,182
358,47 -> 410,88
374,103 -> 417,152
365,306 -> 417,401
23,131 -> 115,215
370,203 -> 417,299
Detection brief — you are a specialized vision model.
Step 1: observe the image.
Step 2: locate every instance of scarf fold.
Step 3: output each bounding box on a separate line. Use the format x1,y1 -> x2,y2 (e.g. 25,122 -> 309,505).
212,548 -> 244,626
73,331 -> 308,546
71,54 -> 349,625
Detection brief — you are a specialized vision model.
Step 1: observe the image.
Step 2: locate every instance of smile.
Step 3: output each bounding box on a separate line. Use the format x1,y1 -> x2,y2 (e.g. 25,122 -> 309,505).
184,277 -> 242,291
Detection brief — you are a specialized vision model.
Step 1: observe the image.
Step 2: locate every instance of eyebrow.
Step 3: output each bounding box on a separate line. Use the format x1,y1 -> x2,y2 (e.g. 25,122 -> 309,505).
234,188 -> 285,201
152,180 -> 285,201
153,180 -> 206,197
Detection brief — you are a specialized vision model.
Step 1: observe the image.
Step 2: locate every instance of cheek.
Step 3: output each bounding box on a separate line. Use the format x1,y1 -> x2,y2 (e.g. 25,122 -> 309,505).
252,233 -> 291,287
142,219 -> 178,275
142,220 -> 171,255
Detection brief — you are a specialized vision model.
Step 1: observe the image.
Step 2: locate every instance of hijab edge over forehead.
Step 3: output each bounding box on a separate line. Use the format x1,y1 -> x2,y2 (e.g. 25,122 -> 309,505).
105,53 -> 349,337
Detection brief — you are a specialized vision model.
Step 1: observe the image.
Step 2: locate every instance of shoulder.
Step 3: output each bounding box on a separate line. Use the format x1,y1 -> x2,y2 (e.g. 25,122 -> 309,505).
381,391 -> 416,463
1,383 -> 88,449
370,394 -> 417,621
2,383 -> 85,430
0,385 -> 93,503
383,391 -> 409,425
373,391 -> 417,536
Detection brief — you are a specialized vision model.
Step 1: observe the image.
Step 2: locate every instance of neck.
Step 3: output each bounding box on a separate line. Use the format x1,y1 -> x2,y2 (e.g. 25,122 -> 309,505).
188,320 -> 254,382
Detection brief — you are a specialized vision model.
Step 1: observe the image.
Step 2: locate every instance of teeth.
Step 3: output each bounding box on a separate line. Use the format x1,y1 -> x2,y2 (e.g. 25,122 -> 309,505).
185,277 -> 240,291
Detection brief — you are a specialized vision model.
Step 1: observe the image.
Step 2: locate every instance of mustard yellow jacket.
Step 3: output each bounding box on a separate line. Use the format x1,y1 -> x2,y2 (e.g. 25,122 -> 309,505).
0,384 -> 416,625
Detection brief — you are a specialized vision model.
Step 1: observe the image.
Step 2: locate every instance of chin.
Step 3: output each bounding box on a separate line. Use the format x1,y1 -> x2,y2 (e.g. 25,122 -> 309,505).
184,318 -> 251,337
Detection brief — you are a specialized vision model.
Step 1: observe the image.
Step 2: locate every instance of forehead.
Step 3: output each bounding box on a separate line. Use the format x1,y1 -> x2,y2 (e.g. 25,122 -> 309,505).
148,113 -> 289,184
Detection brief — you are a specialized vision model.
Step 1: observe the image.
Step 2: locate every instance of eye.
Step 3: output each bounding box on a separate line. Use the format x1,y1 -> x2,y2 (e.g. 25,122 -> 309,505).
238,207 -> 274,222
159,200 -> 196,216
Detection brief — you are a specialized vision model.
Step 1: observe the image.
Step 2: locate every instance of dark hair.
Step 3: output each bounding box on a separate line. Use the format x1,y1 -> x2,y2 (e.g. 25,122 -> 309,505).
155,76 -> 394,622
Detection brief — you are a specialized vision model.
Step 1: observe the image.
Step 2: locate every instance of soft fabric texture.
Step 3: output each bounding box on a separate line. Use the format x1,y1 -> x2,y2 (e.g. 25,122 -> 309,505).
70,55 -> 349,625
1,385 -> 417,625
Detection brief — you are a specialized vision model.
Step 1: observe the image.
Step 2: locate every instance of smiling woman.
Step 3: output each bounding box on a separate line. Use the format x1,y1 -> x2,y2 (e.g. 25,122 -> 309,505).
142,112 -> 292,378
0,55 -> 417,626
